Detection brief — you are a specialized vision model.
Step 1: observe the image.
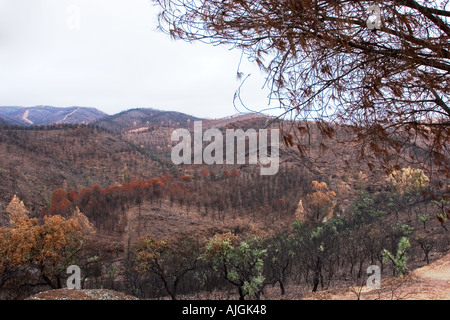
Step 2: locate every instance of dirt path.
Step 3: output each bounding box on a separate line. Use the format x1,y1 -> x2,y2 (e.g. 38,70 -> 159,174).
303,253 -> 450,300
402,252 -> 450,300
21,109 -> 33,125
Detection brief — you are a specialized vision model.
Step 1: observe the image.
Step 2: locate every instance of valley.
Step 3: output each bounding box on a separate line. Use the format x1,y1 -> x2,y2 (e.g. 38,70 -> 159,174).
0,106 -> 448,300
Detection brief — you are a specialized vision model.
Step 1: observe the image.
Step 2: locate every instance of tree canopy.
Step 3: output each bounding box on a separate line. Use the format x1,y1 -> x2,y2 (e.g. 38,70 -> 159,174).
153,0 -> 450,178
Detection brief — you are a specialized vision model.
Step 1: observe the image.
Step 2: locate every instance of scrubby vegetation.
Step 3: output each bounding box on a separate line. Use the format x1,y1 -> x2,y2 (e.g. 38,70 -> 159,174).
1,142 -> 448,299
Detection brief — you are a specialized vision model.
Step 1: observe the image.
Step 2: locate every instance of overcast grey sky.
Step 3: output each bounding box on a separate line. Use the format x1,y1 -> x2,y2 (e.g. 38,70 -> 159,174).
0,0 -> 275,118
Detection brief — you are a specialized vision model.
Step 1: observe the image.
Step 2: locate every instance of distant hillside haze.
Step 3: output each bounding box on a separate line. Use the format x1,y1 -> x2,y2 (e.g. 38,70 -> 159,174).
0,106 -> 268,131
0,113 -> 23,126
0,106 -> 107,126
92,108 -> 203,132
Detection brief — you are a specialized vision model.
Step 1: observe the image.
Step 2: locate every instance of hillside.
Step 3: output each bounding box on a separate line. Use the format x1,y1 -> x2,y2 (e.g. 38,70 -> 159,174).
0,106 -> 107,126
0,125 -> 169,212
93,108 -> 201,132
0,107 -> 448,301
0,113 -> 23,126
202,113 -> 271,128
0,110 -> 286,213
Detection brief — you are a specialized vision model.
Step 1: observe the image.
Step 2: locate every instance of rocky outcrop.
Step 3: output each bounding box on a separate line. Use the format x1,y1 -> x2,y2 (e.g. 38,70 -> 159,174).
26,288 -> 139,300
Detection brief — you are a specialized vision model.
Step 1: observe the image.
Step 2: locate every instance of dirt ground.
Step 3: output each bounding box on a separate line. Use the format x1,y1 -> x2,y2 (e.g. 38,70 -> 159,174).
302,252 -> 450,300
25,288 -> 139,300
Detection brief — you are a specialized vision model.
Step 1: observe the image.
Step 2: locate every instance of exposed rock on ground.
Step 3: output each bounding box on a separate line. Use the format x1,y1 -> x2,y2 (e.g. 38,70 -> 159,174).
26,289 -> 139,300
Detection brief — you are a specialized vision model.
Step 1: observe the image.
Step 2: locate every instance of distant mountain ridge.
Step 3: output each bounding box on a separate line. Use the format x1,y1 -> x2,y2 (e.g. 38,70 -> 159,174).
92,108 -> 202,132
0,105 -> 269,131
0,106 -> 107,126
0,113 -> 23,126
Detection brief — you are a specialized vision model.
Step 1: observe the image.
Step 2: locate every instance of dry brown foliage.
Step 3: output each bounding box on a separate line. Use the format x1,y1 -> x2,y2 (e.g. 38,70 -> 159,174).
154,0 -> 450,178
0,196 -> 84,289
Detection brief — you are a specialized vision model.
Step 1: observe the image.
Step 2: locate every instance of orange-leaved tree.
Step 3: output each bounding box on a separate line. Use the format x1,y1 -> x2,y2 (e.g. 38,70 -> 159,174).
0,203 -> 84,292
303,181 -> 337,223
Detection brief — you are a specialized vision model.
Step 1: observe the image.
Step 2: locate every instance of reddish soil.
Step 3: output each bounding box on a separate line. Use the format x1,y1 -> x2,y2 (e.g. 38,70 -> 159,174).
302,252 -> 450,300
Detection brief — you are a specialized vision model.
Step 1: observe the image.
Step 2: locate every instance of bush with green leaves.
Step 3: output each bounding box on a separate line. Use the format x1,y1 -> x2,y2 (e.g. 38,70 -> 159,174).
382,236 -> 410,276
350,191 -> 384,226
418,213 -> 430,230
263,233 -> 295,295
202,232 -> 267,300
293,219 -> 344,292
